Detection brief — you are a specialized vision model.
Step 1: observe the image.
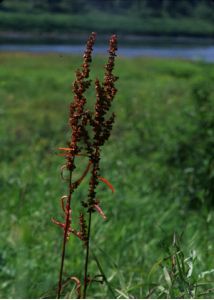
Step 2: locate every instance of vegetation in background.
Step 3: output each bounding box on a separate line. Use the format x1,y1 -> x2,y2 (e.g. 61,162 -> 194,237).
1,0 -> 214,17
0,53 -> 213,298
0,0 -> 214,39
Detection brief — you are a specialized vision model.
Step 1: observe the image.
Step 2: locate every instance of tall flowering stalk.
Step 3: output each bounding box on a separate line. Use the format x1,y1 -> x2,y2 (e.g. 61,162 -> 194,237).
52,33 -> 118,299
83,34 -> 118,298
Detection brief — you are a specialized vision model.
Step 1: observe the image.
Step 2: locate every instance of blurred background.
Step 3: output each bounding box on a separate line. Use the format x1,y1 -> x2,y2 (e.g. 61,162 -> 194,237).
0,0 -> 214,38
0,0 -> 214,299
0,0 -> 214,60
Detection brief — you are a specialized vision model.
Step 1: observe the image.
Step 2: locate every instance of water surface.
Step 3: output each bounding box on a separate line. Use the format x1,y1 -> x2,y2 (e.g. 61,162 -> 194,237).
0,44 -> 213,62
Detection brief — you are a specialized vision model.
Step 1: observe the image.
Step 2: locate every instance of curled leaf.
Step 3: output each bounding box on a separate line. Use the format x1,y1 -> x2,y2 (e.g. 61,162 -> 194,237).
98,176 -> 115,193
60,165 -> 68,181
70,276 -> 81,298
62,276 -> 82,299
60,195 -> 68,213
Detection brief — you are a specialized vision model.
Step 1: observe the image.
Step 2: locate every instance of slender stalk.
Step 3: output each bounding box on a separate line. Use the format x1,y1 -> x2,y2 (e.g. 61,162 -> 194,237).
83,146 -> 99,299
57,162 -> 74,299
57,221 -> 68,299
83,211 -> 92,298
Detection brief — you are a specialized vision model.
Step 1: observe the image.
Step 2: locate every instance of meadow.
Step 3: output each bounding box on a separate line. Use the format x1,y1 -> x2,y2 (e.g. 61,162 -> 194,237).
0,53 -> 213,298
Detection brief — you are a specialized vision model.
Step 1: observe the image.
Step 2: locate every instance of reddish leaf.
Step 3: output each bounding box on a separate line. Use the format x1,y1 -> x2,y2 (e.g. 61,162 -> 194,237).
51,217 -> 65,229
58,147 -> 73,151
93,204 -> 107,220
58,148 -> 87,157
73,161 -> 92,186
98,176 -> 115,193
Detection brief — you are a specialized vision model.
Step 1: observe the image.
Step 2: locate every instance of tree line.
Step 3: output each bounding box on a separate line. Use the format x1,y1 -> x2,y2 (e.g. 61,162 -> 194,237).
1,0 -> 214,18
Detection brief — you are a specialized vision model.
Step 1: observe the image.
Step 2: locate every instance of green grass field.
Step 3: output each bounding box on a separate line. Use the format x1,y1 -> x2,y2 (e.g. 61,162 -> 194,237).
0,53 -> 214,298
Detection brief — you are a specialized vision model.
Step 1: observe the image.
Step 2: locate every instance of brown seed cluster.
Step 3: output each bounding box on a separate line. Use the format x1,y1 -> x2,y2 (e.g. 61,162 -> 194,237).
60,33 -> 118,210
66,32 -> 96,171
55,31 -> 118,240
79,212 -> 88,246
94,34 -> 118,147
88,34 -> 118,209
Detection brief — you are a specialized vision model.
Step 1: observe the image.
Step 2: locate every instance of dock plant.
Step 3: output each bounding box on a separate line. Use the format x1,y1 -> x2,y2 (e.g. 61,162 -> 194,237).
52,32 -> 118,298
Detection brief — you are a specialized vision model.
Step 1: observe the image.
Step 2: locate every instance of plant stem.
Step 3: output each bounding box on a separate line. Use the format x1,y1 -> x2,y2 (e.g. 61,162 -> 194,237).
83,146 -> 100,298
57,223 -> 68,298
83,211 -> 92,299
57,168 -> 73,299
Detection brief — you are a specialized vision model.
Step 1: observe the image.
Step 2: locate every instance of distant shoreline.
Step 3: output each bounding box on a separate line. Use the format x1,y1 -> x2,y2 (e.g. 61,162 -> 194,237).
1,31 -> 214,46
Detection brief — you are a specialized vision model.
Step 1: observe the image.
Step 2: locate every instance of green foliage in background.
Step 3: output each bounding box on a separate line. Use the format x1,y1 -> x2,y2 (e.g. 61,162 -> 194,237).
0,53 -> 213,298
1,0 -> 214,18
0,0 -> 214,38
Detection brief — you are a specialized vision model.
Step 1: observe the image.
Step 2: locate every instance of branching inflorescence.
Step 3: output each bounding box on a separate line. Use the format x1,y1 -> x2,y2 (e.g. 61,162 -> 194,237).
52,32 -> 118,299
